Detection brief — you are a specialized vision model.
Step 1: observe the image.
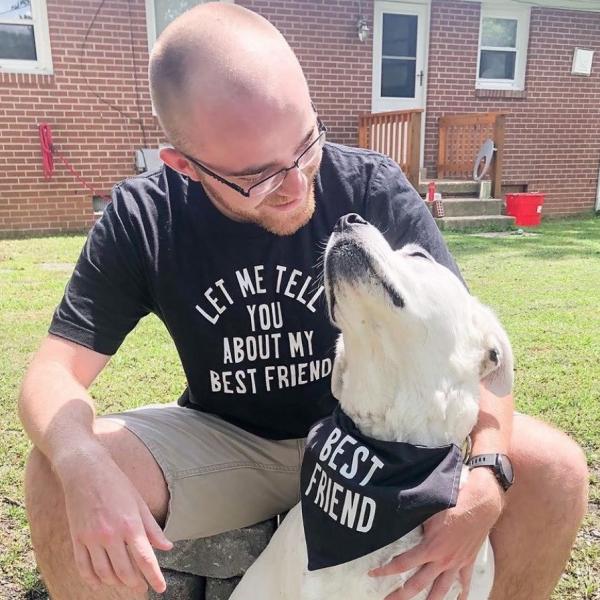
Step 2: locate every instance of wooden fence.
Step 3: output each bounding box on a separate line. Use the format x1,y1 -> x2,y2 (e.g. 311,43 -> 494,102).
438,112 -> 506,197
358,109 -> 422,186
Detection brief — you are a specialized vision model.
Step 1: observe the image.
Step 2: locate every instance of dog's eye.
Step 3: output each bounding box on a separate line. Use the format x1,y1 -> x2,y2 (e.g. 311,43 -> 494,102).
409,251 -> 431,260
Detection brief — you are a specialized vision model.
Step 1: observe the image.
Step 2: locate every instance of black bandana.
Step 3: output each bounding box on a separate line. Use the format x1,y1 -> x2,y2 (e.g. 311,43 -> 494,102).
300,407 -> 462,570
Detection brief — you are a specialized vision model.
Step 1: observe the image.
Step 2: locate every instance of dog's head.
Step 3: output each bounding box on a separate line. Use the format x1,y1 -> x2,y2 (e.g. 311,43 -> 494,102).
324,214 -> 513,444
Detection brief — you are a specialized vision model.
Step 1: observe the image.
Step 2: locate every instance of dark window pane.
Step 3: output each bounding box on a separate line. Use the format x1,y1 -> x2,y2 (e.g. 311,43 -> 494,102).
0,23 -> 36,60
481,17 -> 517,48
382,14 -> 417,57
0,0 -> 32,19
381,58 -> 416,98
479,50 -> 516,79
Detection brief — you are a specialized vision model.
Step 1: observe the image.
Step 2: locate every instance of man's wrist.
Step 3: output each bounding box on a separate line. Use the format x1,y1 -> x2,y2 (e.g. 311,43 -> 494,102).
468,465 -> 506,514
52,438 -> 111,486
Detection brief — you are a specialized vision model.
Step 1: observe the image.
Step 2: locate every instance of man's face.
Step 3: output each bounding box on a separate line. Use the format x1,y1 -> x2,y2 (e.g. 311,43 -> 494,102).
180,99 -> 321,236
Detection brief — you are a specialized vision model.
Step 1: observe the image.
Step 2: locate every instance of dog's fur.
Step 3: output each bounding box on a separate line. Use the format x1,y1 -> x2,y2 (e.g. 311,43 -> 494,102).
230,215 -> 513,600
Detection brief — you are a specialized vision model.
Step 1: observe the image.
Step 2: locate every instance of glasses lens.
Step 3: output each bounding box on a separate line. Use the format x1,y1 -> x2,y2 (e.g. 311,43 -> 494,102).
248,171 -> 286,198
297,133 -> 325,169
247,129 -> 325,199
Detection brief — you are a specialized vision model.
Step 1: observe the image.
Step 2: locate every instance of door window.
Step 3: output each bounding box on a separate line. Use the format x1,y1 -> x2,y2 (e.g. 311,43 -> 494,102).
381,14 -> 418,98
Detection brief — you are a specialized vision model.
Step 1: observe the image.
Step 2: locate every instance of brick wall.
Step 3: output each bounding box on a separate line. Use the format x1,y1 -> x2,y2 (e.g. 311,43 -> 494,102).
0,0 -> 164,234
0,0 -> 374,235
240,0 -> 373,146
425,0 -> 600,216
1,0 -> 598,234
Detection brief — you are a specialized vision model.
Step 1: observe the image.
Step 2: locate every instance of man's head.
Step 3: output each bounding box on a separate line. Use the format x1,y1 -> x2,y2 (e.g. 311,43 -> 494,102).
149,2 -> 320,235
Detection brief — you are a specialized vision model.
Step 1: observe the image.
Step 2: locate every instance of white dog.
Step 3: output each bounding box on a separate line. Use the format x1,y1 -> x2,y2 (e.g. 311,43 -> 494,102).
230,213 -> 513,600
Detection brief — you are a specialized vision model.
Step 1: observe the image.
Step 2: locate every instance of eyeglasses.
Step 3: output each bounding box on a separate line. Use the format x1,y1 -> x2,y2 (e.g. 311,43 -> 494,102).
182,118 -> 327,199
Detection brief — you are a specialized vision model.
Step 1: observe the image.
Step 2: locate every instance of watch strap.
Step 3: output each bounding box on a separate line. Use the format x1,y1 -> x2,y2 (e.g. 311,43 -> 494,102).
467,454 -> 498,468
467,453 -> 513,491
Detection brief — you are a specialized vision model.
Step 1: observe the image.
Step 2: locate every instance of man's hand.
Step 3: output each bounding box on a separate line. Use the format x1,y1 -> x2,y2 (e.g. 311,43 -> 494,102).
57,447 -> 173,594
369,468 -> 503,600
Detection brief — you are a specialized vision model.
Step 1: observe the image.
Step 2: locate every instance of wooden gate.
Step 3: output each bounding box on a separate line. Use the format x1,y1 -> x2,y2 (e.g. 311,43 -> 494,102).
358,109 -> 422,186
438,112 -> 506,197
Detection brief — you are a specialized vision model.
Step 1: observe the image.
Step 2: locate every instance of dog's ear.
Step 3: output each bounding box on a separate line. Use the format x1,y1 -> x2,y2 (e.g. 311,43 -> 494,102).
331,335 -> 347,400
475,304 -> 514,397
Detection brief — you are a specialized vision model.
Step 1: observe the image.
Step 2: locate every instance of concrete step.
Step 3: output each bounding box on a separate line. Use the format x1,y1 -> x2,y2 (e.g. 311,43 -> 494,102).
427,198 -> 504,218
435,215 -> 516,232
417,180 -> 480,196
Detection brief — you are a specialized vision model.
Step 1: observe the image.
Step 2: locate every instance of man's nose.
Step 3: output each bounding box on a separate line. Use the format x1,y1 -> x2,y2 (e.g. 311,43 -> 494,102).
277,166 -> 307,198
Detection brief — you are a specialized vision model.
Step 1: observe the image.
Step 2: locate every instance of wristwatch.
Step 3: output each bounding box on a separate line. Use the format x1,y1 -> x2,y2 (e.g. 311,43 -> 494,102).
467,453 -> 514,491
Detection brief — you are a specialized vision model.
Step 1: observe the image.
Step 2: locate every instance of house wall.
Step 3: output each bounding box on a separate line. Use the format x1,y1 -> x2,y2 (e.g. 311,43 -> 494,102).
0,0 -> 373,236
239,0 -> 373,146
0,0 -> 163,234
425,0 -> 600,216
1,0 -> 598,234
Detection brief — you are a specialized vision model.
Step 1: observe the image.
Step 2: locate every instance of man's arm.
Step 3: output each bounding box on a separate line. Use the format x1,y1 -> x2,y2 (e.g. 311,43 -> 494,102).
369,386 -> 513,600
19,334 -> 171,593
19,334 -> 110,469
469,385 -> 514,507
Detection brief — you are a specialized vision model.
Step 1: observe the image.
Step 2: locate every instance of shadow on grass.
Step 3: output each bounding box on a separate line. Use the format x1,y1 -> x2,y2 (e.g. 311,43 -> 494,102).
445,217 -> 600,262
24,582 -> 47,600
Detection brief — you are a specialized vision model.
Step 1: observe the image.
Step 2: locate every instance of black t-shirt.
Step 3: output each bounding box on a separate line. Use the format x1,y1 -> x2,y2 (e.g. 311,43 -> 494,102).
49,143 -> 462,439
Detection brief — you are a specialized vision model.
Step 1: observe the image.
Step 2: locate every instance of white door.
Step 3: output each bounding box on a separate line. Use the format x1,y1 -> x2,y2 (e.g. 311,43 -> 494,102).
372,1 -> 429,113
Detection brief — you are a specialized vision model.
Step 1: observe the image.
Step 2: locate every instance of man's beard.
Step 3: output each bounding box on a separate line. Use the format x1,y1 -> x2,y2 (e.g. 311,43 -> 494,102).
256,183 -> 316,236
201,164 -> 319,236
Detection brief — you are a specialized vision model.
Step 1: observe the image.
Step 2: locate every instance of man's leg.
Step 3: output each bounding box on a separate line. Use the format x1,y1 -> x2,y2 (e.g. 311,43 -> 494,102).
25,405 -> 303,600
490,414 -> 589,600
25,418 -> 169,600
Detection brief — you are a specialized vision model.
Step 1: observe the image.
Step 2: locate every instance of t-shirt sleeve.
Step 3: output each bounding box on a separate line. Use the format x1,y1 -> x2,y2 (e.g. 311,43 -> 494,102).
49,186 -> 153,355
363,156 -> 465,285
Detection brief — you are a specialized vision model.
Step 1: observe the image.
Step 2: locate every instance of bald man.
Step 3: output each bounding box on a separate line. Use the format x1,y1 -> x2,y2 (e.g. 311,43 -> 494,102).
20,3 -> 588,600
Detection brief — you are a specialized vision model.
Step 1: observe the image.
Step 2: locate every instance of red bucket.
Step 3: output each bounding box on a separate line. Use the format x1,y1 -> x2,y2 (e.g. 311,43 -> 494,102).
505,192 -> 544,227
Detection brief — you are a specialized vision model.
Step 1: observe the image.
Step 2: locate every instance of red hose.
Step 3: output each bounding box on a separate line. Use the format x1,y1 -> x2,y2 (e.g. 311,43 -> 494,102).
39,122 -> 54,179
38,122 -> 111,201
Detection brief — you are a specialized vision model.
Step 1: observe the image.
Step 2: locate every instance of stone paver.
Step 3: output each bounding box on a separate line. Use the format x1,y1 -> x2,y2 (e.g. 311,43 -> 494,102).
152,519 -> 276,599
156,520 -> 276,579
149,569 -> 204,599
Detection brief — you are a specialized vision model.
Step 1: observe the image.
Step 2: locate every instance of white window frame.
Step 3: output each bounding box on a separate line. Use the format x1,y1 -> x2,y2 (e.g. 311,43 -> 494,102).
145,0 -> 234,52
371,0 -> 430,113
476,5 -> 530,91
0,0 -> 53,75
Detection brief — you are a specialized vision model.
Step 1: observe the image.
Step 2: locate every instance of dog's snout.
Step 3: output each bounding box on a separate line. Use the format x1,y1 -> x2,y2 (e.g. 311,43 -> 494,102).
334,213 -> 367,233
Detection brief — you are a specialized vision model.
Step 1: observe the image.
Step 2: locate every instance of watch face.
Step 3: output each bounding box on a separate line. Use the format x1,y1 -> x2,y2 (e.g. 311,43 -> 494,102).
499,455 -> 514,484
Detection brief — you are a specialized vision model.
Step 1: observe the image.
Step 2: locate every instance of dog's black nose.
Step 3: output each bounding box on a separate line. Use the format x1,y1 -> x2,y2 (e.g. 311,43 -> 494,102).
334,213 -> 368,232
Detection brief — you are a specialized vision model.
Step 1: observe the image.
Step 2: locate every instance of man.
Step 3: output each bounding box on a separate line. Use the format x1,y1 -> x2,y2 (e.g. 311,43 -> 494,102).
20,3 -> 588,600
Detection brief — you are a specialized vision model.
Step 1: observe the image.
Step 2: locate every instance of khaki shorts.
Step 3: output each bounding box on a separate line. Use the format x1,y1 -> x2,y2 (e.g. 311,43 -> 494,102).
103,404 -> 306,542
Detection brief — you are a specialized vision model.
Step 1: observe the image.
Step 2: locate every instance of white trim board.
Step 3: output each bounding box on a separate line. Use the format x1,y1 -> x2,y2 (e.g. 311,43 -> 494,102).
476,4 -> 530,91
371,1 -> 431,112
462,0 -> 600,13
0,0 -> 53,75
145,0 -> 235,52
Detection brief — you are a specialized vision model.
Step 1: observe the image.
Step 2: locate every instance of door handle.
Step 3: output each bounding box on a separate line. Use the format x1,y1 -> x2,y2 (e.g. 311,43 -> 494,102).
418,70 -> 424,86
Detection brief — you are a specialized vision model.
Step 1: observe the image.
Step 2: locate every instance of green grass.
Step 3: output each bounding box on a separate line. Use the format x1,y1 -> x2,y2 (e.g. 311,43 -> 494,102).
0,217 -> 598,599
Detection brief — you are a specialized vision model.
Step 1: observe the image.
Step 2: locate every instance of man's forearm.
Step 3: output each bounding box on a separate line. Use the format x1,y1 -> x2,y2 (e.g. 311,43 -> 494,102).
467,385 -> 514,507
471,385 -> 514,455
18,359 -> 107,478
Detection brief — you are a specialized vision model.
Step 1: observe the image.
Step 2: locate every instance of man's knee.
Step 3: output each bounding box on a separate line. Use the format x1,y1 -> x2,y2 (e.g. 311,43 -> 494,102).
92,417 -> 169,523
511,416 -> 589,518
25,447 -> 59,504
25,418 -> 169,525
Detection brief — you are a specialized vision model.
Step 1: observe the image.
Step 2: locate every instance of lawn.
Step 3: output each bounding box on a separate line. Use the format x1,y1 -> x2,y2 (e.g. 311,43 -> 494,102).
0,216 -> 598,599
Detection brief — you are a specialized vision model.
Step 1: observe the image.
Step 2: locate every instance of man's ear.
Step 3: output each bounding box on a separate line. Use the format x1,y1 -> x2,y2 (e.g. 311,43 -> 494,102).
331,335 -> 347,401
475,303 -> 514,397
159,147 -> 201,180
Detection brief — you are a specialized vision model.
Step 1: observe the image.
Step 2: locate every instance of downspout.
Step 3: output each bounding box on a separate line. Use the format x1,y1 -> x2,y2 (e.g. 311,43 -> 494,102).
596,161 -> 600,213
